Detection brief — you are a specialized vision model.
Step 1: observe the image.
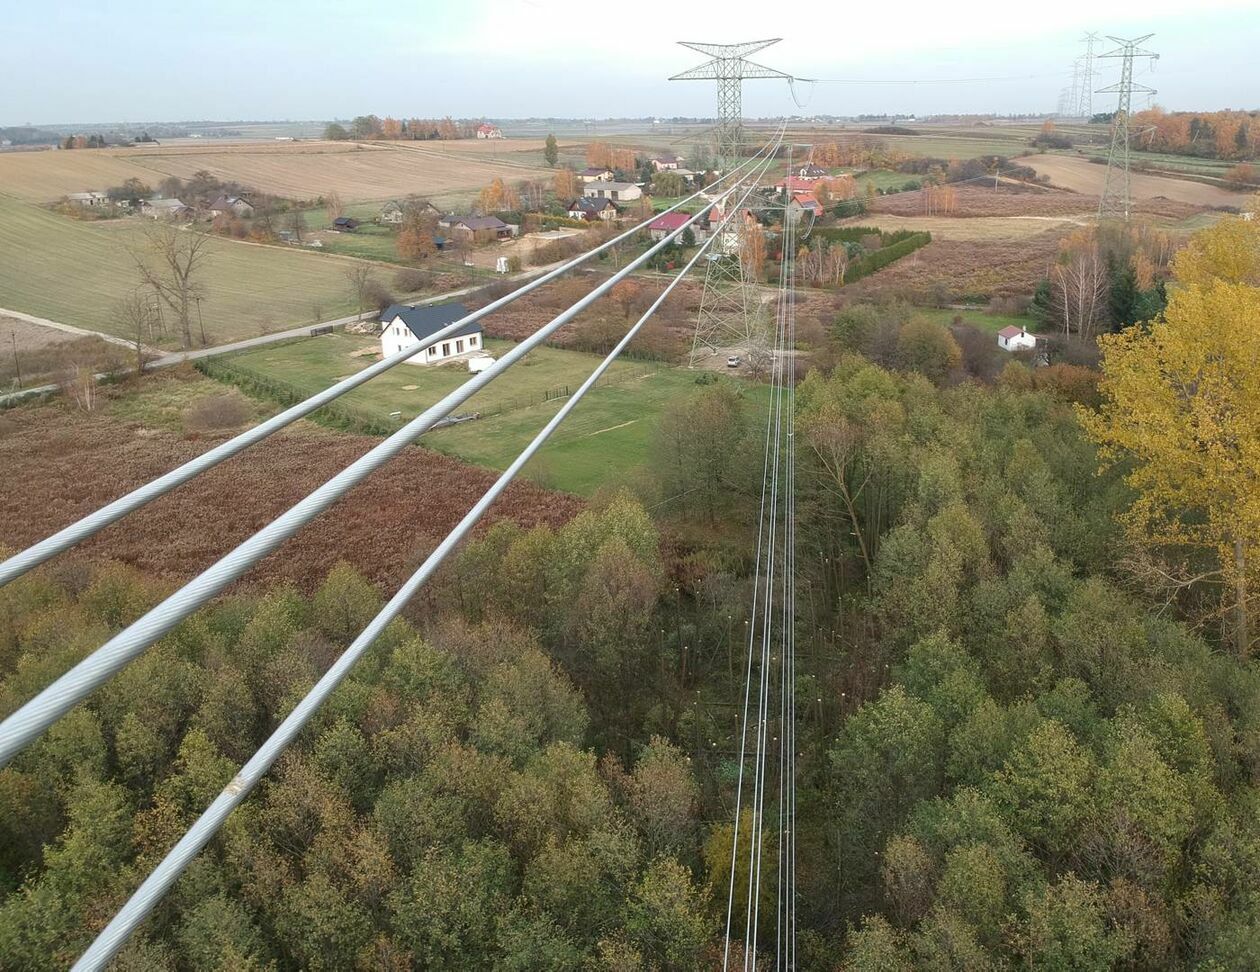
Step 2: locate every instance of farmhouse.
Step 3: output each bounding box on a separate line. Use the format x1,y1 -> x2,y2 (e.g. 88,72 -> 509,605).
580,167 -> 615,183
797,163 -> 828,179
379,199 -> 441,224
209,195 -> 255,218
584,181 -> 642,202
567,197 -> 618,221
775,175 -> 818,193
786,194 -> 823,220
647,211 -> 705,242
650,154 -> 683,171
141,197 -> 190,219
66,191 -> 109,208
439,214 -> 518,242
476,123 -> 504,139
379,302 -> 484,365
997,325 -> 1037,352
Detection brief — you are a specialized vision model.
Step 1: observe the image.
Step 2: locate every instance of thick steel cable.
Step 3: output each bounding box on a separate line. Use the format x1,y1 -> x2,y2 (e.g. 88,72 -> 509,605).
0,152 -> 773,591
0,132 -> 786,770
747,159 -> 794,967
70,158 -> 778,972
724,143 -> 794,971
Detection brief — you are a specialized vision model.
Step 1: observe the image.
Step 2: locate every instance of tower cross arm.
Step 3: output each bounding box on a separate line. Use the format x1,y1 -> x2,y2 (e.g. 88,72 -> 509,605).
678,38 -> 782,59
670,59 -> 793,81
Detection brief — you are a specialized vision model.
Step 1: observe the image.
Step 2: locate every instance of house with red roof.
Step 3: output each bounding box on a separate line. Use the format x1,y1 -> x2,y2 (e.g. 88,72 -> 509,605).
648,211 -> 705,242
476,123 -> 503,139
997,325 -> 1037,351
786,194 -> 824,221
775,175 -> 819,193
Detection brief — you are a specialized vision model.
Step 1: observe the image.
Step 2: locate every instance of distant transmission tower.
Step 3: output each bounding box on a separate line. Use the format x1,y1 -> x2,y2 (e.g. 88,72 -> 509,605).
1075,32 -> 1101,118
671,39 -> 790,365
1097,34 -> 1159,222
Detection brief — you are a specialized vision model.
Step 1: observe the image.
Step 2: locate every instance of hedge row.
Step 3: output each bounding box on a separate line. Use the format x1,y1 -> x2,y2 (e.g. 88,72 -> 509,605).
194,357 -> 397,436
842,231 -> 932,285
813,226 -> 923,247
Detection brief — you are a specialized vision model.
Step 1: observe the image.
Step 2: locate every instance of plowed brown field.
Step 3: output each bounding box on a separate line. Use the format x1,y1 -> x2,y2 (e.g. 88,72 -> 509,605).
0,374 -> 581,593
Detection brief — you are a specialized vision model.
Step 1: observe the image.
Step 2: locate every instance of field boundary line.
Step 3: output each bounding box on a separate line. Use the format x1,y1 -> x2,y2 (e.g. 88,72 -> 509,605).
0,306 -> 157,354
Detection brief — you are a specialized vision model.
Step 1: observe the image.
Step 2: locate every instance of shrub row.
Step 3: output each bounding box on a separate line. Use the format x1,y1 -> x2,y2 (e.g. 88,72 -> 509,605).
194,357 -> 396,436
842,231 -> 932,285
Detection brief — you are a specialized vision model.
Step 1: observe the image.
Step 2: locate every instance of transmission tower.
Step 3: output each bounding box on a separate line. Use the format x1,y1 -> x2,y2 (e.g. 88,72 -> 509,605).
671,39 -> 791,169
671,40 -> 790,366
1075,32 -> 1101,118
1097,34 -> 1159,222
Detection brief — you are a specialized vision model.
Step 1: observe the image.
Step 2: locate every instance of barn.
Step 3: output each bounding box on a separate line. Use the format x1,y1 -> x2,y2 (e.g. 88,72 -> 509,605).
379,302 -> 484,365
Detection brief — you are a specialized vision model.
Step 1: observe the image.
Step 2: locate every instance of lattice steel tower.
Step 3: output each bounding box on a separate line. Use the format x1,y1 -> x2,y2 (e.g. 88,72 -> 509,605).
1097,34 -> 1158,222
1075,32 -> 1101,119
672,40 -> 790,365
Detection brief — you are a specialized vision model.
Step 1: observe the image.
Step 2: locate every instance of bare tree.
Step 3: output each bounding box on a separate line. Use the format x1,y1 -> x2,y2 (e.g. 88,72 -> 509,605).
344,264 -> 375,320
1052,247 -> 1109,340
130,222 -> 212,350
325,191 -> 344,222
112,290 -> 156,376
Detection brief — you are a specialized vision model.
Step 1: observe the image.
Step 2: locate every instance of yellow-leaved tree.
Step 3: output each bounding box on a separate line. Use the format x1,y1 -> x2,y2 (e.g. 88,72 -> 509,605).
1081,216 -> 1260,655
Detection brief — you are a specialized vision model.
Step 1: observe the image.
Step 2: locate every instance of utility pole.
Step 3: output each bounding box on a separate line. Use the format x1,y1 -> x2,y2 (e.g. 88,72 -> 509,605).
1097,34 -> 1159,222
10,331 -> 21,389
671,40 -> 790,367
1076,32 -> 1101,119
194,295 -> 207,346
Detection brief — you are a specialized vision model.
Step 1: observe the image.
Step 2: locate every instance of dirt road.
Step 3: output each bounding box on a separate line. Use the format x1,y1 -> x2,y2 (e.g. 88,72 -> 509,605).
1021,155 -> 1240,209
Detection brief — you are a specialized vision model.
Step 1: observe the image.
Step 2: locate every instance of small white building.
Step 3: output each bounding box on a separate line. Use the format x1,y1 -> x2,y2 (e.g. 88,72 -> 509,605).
476,123 -> 504,139
379,301 -> 484,365
997,325 -> 1037,352
583,181 -> 642,202
580,167 -> 615,183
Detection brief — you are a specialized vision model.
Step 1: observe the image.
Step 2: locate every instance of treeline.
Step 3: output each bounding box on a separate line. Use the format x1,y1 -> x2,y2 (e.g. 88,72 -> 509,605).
1131,107 -> 1257,161
324,116 -> 483,141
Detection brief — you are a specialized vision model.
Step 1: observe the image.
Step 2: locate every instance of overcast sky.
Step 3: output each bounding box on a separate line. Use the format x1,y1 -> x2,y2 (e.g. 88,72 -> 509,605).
3,0 -> 1257,126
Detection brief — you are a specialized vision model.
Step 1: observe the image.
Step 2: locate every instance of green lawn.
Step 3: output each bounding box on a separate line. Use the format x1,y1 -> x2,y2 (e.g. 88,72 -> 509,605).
213,333 -> 764,494
853,169 -> 920,192
0,194 -> 383,347
913,306 -> 1036,335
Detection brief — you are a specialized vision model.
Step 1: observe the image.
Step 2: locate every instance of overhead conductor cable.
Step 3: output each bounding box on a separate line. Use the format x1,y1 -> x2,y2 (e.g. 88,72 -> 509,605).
70,148 -> 779,972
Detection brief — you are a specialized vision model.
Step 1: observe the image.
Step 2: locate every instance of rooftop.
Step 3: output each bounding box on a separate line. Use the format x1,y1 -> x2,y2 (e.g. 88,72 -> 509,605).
383,301 -> 481,341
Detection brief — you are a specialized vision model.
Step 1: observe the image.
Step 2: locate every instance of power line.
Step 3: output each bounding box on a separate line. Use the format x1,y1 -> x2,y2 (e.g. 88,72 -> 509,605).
0,170 -> 763,591
0,145 -> 783,770
1097,34 -> 1159,221
70,145 -> 783,972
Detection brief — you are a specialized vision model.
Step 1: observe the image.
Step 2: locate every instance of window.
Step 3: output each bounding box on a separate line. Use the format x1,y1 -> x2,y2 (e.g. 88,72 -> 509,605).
442,343 -> 450,356
470,335 -> 478,347
456,339 -> 464,353
429,346 -> 437,356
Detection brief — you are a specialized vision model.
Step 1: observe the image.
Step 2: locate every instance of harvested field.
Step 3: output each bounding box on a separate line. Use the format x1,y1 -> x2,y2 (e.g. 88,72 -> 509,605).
0,194 -> 382,346
844,231 -> 1064,302
867,183 -> 1205,220
1021,154 -> 1242,209
856,214 -> 1089,241
0,139 -> 557,204
0,371 -> 581,593
0,316 -> 127,388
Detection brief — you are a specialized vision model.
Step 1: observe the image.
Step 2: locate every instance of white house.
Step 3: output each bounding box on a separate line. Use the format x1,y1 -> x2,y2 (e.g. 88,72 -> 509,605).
379,301 -> 484,366
580,167 -> 614,183
566,197 -> 618,221
583,181 -> 642,202
476,123 -> 503,139
997,325 -> 1037,352
650,154 -> 683,171
208,195 -> 254,218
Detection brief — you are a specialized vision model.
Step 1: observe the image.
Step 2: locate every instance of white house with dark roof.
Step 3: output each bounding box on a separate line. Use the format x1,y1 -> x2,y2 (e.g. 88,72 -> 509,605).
566,197 -> 618,221
580,167 -> 615,183
379,301 -> 484,365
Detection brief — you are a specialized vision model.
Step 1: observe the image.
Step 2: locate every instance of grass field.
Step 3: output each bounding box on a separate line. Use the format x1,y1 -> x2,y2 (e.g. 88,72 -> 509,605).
912,306 -> 1036,335
212,333 -> 762,494
0,194 -> 389,345
853,169 -> 922,192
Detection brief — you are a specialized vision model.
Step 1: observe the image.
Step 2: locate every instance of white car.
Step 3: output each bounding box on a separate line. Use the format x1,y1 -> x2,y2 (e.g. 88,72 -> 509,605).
726,355 -> 741,368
